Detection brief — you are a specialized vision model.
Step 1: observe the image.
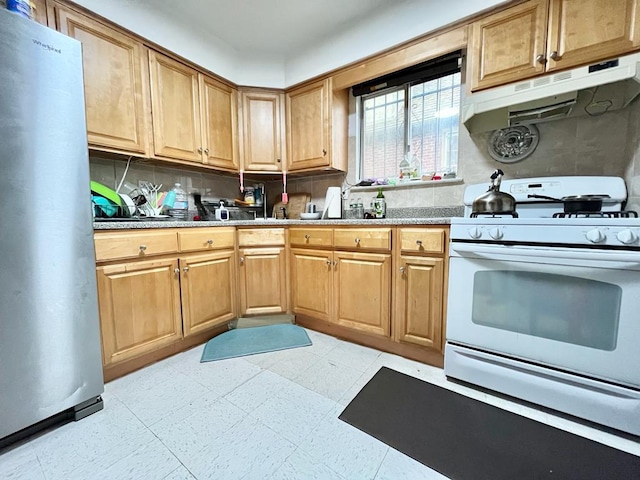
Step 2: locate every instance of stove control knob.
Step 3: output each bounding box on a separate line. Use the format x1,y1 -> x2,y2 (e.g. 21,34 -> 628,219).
616,229 -> 638,245
489,227 -> 504,240
468,227 -> 482,239
586,228 -> 606,243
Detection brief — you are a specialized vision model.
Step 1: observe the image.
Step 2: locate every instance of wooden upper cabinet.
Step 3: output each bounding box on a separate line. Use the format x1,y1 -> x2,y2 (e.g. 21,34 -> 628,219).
546,0 -> 640,71
55,5 -> 149,154
239,89 -> 285,172
149,51 -> 202,162
286,79 -> 329,171
149,51 -> 238,170
469,0 -> 548,91
286,78 -> 348,173
470,0 -> 640,91
31,0 -> 49,26
200,75 -> 239,170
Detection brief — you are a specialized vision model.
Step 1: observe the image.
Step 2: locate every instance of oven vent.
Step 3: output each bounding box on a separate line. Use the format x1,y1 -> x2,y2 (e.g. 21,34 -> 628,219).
514,81 -> 532,92
553,71 -> 573,82
533,76 -> 551,87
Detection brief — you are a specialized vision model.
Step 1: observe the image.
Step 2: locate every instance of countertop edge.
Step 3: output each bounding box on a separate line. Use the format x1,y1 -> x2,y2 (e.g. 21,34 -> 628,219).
94,217 -> 459,229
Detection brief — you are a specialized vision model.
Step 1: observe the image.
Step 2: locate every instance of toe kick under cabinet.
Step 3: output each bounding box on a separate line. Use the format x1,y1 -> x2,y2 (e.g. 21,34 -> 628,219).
94,228 -> 236,370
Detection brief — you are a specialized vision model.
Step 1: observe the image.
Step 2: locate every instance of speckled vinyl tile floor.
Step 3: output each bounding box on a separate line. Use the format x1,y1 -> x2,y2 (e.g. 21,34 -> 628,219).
1,328 -> 638,479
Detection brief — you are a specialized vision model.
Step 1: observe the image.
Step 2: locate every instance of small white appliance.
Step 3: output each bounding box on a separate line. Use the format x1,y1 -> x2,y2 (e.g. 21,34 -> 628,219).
323,187 -> 342,219
445,175 -> 640,436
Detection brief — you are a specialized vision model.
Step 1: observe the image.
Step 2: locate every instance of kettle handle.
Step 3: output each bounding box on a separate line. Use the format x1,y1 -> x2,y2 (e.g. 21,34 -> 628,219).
490,169 -> 504,190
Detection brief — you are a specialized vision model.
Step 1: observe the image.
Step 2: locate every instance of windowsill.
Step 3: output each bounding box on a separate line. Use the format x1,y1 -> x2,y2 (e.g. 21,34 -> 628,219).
349,177 -> 463,192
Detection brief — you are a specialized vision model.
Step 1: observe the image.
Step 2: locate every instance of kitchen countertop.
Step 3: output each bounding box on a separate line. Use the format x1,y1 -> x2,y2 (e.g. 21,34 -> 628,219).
93,217 -> 458,229
94,206 -> 464,229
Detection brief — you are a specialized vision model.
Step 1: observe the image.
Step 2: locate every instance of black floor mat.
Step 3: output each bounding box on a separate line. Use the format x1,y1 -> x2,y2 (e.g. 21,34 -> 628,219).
339,367 -> 640,480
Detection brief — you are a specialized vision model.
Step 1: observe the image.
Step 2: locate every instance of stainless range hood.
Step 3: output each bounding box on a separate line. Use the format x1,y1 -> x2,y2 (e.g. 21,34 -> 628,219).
463,52 -> 640,133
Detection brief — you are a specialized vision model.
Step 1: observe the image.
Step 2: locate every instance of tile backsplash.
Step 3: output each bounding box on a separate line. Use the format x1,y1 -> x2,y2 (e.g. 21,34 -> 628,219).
91,96 -> 640,217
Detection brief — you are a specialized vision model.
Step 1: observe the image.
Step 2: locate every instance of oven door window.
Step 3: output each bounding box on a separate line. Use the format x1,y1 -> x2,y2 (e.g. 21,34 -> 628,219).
472,271 -> 621,350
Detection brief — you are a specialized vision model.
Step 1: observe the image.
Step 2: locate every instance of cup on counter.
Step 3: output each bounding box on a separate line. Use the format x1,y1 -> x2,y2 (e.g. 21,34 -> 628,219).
306,202 -> 317,213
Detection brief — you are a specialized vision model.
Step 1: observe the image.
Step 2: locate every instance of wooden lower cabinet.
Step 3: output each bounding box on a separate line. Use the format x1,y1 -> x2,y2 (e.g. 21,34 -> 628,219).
334,251 -> 392,337
238,247 -> 287,315
180,250 -> 236,337
394,255 -> 445,351
96,258 -> 182,366
290,248 -> 333,322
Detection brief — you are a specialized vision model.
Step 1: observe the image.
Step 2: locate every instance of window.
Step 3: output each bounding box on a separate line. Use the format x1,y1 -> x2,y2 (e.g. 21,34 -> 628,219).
356,53 -> 461,182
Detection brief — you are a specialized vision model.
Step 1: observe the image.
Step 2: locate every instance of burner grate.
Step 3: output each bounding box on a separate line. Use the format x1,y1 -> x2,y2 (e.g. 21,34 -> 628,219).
552,211 -> 639,218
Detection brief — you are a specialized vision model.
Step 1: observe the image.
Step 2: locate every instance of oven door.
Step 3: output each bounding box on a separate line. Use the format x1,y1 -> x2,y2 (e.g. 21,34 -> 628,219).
447,242 -> 640,389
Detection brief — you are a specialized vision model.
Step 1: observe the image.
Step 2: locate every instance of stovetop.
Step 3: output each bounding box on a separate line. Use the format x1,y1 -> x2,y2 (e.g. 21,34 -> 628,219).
457,176 -> 639,247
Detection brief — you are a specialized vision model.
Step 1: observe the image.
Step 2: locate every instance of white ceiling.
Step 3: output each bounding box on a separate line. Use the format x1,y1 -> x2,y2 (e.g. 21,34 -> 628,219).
74,0 -> 507,87
145,0 -> 404,56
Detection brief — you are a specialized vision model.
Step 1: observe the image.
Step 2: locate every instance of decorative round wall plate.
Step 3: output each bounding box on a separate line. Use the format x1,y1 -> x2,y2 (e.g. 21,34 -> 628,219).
488,125 -> 540,163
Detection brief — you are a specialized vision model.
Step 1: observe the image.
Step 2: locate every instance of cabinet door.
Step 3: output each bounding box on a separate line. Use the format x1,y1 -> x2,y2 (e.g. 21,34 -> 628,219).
290,248 -> 332,321
286,79 -> 330,171
547,0 -> 640,71
200,75 -> 238,170
469,0 -> 548,91
239,247 -> 287,315
394,255 -> 445,351
149,51 -> 202,162
334,251 -> 391,336
97,258 -> 182,366
56,6 -> 148,154
31,0 -> 48,26
180,250 -> 236,337
240,90 -> 285,171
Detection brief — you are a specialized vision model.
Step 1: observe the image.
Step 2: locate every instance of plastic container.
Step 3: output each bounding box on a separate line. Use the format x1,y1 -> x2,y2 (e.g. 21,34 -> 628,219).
168,183 -> 188,220
7,0 -> 30,18
244,186 -> 255,205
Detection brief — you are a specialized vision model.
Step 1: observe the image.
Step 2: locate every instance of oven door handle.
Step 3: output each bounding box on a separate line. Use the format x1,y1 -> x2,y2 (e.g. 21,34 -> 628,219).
451,243 -> 640,264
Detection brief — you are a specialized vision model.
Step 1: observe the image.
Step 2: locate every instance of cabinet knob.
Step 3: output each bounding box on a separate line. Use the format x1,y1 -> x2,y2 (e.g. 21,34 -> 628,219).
322,149 -> 327,156
400,266 -> 406,274
174,268 -> 180,274
535,54 -> 546,64
239,257 -> 244,265
207,239 -> 214,245
416,240 -> 423,247
354,237 -> 360,245
333,260 -> 338,268
277,158 -> 281,163
204,148 -> 209,155
550,51 -> 562,61
183,266 -> 189,273
139,245 -> 147,252
305,234 -> 311,240
326,258 -> 331,266
198,147 -> 203,154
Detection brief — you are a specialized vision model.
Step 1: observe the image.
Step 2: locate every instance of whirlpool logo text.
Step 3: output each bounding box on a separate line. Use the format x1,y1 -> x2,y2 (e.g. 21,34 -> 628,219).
32,39 -> 61,54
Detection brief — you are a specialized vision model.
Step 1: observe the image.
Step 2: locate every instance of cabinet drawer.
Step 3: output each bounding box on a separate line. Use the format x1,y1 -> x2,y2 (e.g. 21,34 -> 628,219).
399,228 -> 446,254
334,228 -> 391,251
178,227 -> 235,252
289,228 -> 332,247
94,230 -> 178,262
238,228 -> 285,246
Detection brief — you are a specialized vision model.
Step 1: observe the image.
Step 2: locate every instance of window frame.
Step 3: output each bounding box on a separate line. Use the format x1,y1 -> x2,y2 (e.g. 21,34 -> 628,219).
356,71 -> 461,183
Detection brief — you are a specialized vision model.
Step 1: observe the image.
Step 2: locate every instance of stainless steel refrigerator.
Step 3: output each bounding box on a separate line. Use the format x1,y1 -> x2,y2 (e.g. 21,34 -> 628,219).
0,8 -> 104,448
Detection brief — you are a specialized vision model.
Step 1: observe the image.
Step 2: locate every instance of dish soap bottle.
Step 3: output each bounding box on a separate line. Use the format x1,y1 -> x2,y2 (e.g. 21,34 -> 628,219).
374,187 -> 386,218
168,183 -> 188,220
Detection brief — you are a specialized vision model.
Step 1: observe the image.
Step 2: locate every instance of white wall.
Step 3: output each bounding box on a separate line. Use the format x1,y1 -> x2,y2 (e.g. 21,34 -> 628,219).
284,0 -> 507,86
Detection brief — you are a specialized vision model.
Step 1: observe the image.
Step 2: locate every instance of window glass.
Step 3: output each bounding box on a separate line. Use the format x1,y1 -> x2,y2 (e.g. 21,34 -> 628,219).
471,270 -> 621,351
359,71 -> 460,182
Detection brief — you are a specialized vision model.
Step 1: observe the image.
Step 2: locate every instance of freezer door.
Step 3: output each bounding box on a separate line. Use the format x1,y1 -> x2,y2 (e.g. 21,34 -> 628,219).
0,9 -> 104,440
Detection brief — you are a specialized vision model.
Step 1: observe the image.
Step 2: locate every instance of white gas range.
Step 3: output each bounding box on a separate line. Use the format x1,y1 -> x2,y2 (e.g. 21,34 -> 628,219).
445,176 -> 640,437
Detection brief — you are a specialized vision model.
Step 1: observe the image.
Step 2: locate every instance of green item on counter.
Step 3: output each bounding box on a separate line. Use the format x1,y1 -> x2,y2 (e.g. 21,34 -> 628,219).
374,187 -> 386,218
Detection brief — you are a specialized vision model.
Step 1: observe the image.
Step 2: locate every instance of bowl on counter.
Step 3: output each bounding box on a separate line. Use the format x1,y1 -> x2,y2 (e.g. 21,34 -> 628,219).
300,212 -> 322,220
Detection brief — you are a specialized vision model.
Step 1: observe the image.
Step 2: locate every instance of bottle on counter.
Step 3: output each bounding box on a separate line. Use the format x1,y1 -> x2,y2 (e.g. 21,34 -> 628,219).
168,183 -> 188,220
374,187 -> 386,218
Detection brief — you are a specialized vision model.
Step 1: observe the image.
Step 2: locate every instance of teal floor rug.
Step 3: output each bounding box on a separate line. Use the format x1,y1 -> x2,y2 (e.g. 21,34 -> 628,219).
200,324 -> 312,362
